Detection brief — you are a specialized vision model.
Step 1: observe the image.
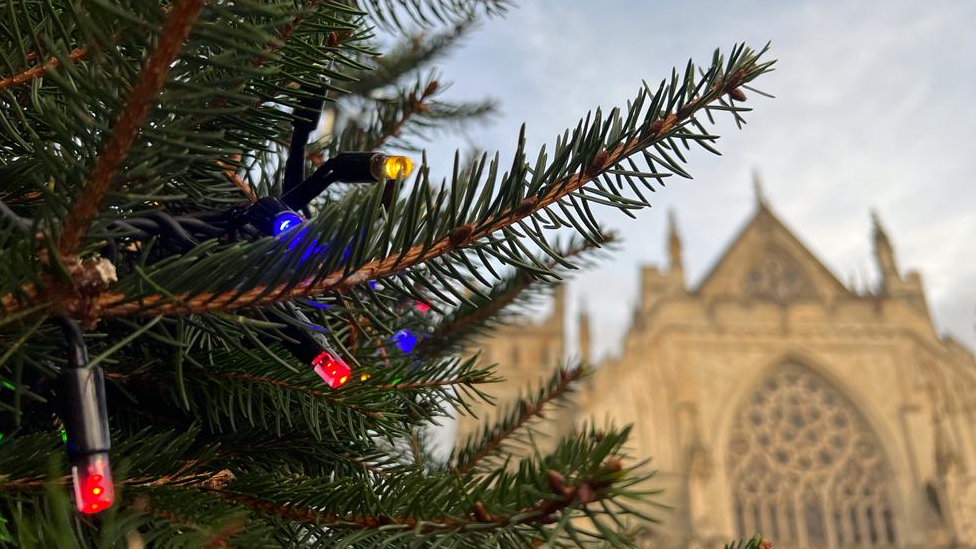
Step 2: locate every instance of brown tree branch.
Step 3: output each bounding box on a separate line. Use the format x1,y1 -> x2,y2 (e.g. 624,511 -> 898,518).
453,366 -> 585,474
420,235 -> 611,352
207,0 -> 335,110
379,376 -> 489,390
210,371 -> 384,418
106,369 -> 386,418
216,159 -> 257,202
215,459 -> 622,532
0,46 -> 89,90
0,62 -> 757,321
57,0 -> 206,256
365,80 -> 439,151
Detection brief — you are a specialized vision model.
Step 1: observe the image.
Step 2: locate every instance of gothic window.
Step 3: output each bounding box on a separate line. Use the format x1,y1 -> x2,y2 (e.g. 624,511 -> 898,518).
743,249 -> 816,303
728,364 -> 898,549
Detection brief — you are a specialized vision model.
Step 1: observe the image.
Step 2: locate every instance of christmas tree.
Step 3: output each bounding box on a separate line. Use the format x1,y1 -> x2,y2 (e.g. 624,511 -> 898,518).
0,1 -> 774,547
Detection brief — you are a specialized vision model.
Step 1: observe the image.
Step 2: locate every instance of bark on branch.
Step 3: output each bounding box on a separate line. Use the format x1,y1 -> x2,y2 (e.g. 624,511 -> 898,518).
58,0 -> 206,255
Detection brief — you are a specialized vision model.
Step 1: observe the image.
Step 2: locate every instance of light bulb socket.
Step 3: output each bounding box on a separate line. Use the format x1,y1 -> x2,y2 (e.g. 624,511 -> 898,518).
328,152 -> 389,183
281,326 -> 325,365
247,197 -> 302,236
58,317 -> 114,514
282,152 -> 414,210
59,363 -> 110,460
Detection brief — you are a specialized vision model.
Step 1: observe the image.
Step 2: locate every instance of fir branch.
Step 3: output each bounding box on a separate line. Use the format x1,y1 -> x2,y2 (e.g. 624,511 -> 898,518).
200,520 -> 243,549
420,234 -> 612,355
207,0 -> 332,111
215,458 -> 622,531
1,45 -> 771,325
0,46 -> 88,91
453,365 -> 586,474
347,21 -> 471,95
378,375 -> 490,390
209,371 -> 383,418
251,0 -> 324,69
355,0 -> 511,31
216,159 -> 258,203
57,0 -> 207,255
366,79 -> 440,150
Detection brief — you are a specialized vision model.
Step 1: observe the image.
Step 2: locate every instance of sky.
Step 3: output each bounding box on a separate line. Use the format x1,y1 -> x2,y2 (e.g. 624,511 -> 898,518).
420,0 -> 976,359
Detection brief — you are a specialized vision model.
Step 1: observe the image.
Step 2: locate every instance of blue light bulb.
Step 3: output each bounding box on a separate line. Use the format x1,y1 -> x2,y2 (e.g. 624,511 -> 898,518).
273,211 -> 302,235
392,329 -> 418,354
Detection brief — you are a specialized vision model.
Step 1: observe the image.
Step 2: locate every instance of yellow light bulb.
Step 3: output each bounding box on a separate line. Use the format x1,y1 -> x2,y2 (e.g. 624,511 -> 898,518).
383,156 -> 414,180
360,373 -> 371,381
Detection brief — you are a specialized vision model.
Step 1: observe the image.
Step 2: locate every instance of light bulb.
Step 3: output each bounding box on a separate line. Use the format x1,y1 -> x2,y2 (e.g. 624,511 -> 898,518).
72,454 -> 114,514
382,156 -> 414,180
272,211 -> 303,236
311,351 -> 352,389
392,329 -> 418,354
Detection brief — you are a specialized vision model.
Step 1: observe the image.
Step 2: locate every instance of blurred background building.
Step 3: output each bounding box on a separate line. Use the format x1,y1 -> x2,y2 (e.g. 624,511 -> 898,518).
455,179 -> 976,549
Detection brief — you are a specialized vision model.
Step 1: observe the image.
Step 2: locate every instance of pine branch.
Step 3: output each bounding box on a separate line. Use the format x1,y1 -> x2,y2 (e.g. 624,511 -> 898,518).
215,159 -> 258,203
57,0 -> 206,255
326,73 -> 496,155
453,365 -> 586,474
207,0 -> 335,111
251,0 -> 325,71
379,376 -> 490,390
215,457 -> 622,531
347,20 -> 472,95
0,45 -> 771,330
419,234 -> 612,355
354,0 -> 511,31
199,371 -> 384,418
366,80 -> 440,150
0,46 -> 88,91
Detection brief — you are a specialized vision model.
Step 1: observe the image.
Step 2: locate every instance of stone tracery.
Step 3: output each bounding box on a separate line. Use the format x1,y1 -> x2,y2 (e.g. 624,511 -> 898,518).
728,364 -> 898,548
743,249 -> 817,302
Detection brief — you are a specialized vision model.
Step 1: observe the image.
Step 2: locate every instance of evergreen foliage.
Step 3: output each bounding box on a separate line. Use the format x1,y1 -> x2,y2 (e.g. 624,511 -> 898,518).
0,1 -> 774,547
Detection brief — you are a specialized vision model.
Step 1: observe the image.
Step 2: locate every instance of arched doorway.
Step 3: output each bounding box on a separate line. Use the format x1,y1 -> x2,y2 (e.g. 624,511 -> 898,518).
727,363 -> 898,548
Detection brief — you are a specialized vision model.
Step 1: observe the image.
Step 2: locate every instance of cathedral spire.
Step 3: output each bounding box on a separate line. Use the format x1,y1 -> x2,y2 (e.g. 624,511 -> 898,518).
752,168 -> 768,209
551,284 -> 566,328
872,209 -> 900,290
578,301 -> 591,364
667,208 -> 684,275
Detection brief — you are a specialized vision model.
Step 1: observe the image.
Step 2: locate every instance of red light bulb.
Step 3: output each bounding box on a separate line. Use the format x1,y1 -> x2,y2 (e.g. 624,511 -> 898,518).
72,454 -> 114,514
414,300 -> 431,313
311,351 -> 352,389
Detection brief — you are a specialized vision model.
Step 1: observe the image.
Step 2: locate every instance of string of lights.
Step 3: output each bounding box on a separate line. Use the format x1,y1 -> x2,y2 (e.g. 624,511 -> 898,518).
0,82 -> 418,514
0,149 -> 416,515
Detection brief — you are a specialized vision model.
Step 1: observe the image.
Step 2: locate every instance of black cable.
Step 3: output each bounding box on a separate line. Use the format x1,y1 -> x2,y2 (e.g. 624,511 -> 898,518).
120,217 -> 160,232
170,216 -> 226,237
0,199 -> 34,233
282,162 -> 338,211
100,237 -> 118,264
57,316 -> 88,370
107,221 -> 152,240
145,212 -> 199,248
284,85 -> 328,193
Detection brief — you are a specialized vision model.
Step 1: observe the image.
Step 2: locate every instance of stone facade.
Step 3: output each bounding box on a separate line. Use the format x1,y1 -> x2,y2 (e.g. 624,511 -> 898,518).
457,186 -> 976,549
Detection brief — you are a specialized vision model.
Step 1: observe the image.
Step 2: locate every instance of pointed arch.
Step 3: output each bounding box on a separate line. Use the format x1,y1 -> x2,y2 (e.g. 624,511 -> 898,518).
726,362 -> 899,548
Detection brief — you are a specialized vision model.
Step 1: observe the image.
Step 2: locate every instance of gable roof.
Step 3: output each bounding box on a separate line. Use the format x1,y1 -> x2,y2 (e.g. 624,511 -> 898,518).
693,202 -> 853,302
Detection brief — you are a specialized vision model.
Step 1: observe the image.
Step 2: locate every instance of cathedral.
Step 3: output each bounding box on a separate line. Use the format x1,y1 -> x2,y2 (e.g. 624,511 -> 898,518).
455,184 -> 976,549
